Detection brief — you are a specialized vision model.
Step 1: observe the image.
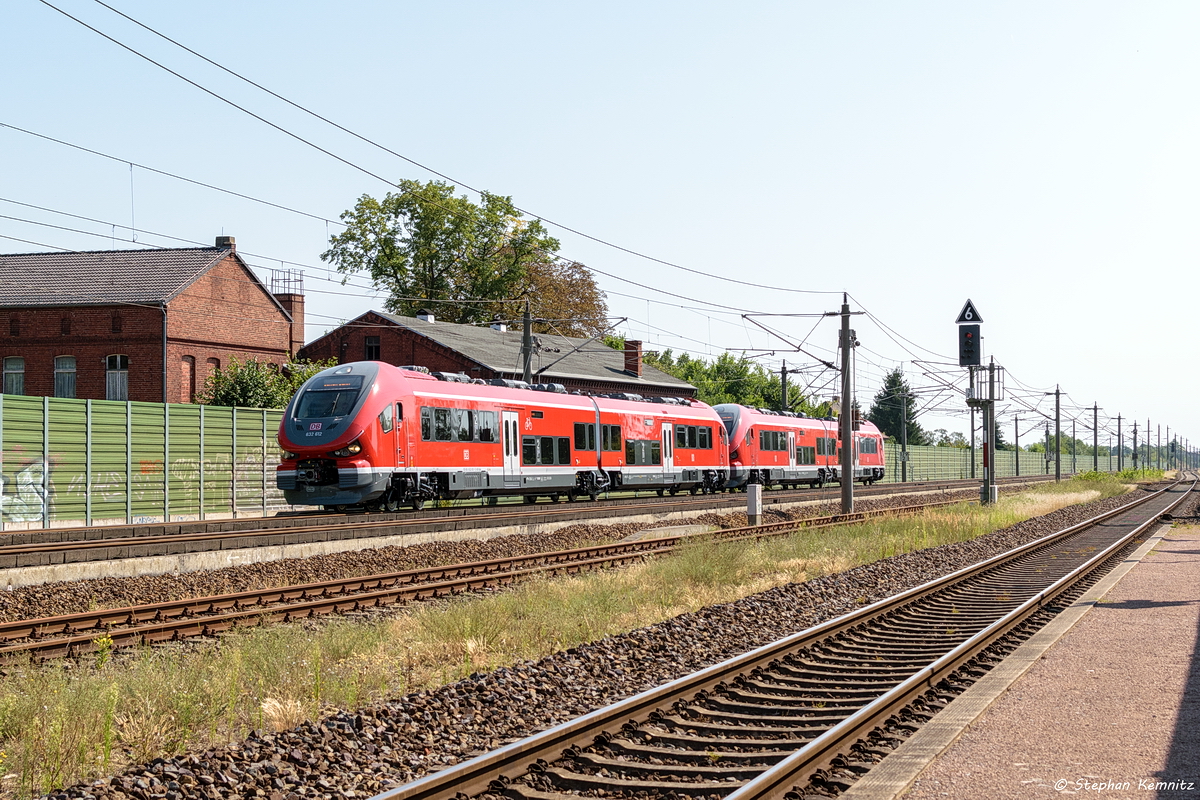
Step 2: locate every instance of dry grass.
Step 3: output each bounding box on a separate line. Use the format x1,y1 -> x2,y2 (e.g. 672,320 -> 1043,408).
0,475 -> 1138,798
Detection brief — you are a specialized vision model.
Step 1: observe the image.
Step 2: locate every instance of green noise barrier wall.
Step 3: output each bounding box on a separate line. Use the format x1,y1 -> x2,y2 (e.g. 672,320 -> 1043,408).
882,443 -> 1122,483
0,395 -> 288,530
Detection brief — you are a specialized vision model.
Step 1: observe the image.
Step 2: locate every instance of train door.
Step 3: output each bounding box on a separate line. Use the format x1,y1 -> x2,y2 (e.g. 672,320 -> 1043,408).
501,410 -> 521,487
386,401 -> 403,468
661,422 -> 674,476
787,431 -> 796,469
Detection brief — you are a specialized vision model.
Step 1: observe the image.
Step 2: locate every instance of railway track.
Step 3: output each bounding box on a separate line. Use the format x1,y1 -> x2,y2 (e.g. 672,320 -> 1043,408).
0,476 -> 1053,568
366,477 -> 1192,800
0,497 -> 973,662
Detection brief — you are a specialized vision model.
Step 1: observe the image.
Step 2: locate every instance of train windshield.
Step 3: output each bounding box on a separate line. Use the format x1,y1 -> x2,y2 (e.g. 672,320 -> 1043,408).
296,375 -> 365,418
714,404 -> 740,438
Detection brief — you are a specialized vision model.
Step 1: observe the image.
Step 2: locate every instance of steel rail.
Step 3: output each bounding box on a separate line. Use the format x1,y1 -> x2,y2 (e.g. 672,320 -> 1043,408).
0,499 -> 963,661
727,478 -> 1194,800
0,476 -> 1052,559
364,478 -> 1189,800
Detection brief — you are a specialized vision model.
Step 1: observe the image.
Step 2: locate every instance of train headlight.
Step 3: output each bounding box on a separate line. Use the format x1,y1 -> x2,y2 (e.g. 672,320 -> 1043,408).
329,440 -> 363,458
282,450 -> 299,460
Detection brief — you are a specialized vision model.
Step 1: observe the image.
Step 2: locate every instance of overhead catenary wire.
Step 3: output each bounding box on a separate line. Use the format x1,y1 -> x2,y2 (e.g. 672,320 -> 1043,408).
79,0 -> 845,299
0,122 -> 346,228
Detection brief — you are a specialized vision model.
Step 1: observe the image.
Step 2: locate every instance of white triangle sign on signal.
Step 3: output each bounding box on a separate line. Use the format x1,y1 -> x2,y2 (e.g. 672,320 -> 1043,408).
955,299 -> 983,325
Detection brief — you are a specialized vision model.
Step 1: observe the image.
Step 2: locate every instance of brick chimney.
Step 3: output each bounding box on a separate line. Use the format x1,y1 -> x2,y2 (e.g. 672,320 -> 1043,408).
275,292 -> 305,355
215,235 -> 236,251
270,269 -> 304,356
624,339 -> 643,377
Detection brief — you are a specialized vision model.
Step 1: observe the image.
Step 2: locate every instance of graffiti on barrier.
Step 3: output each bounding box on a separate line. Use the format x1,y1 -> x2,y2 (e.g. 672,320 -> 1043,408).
2,450 -> 287,524
0,458 -> 46,523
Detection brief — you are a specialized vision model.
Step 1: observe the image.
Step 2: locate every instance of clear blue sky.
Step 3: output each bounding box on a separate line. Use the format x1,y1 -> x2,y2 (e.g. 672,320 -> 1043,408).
3,1 -> 1197,450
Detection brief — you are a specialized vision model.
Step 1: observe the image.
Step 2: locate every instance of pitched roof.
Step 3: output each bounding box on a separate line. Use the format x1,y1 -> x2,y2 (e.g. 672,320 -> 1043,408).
0,246 -> 234,307
351,311 -> 695,392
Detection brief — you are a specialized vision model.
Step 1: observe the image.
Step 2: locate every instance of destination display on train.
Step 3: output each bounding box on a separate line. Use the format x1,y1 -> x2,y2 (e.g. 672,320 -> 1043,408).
310,375 -> 364,391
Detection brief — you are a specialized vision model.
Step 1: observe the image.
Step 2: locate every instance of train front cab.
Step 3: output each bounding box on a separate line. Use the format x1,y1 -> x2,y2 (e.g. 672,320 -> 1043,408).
277,362 -> 401,509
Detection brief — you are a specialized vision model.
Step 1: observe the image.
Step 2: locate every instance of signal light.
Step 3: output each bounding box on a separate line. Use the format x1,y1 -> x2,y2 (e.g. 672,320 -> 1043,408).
958,324 -> 981,367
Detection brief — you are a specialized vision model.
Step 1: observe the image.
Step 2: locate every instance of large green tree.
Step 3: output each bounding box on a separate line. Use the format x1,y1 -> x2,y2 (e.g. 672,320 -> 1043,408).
322,180 -> 607,331
866,368 -> 928,444
520,259 -> 610,337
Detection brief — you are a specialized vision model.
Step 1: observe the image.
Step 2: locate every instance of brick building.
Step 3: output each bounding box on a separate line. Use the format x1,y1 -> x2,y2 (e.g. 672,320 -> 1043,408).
299,310 -> 696,398
0,236 -> 303,403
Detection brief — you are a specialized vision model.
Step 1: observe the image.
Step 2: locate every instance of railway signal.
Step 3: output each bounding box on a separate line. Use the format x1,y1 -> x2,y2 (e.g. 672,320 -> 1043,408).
958,325 -> 981,367
956,300 -> 994,504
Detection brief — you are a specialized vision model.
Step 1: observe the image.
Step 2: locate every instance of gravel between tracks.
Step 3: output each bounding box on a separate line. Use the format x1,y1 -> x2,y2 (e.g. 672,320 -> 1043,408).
2,489 -> 972,623
36,486 -> 1166,800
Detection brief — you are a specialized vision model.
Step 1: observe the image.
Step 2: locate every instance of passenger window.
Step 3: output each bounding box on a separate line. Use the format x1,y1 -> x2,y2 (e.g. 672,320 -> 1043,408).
539,436 -> 555,465
420,407 -> 432,440
604,425 -> 623,451
698,427 -> 711,449
557,437 -> 571,464
478,411 -> 496,442
522,436 -> 537,465
675,427 -> 687,448
434,408 -> 453,441
456,409 -> 473,441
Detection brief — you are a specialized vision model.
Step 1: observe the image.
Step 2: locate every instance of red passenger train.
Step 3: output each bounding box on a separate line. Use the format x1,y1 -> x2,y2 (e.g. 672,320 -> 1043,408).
277,362 -> 731,510
276,362 -> 886,510
714,404 -> 886,489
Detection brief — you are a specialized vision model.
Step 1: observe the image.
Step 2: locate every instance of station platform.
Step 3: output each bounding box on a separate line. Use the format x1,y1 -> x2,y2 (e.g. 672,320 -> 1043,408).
844,521 -> 1200,799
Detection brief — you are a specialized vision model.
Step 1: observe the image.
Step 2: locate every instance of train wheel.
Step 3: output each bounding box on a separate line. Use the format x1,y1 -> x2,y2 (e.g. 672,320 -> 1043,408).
524,495 -> 537,504
689,486 -> 699,495
566,491 -> 577,502
486,497 -> 499,506
335,504 -> 348,512
550,493 -> 561,503
656,488 -> 665,497
384,493 -> 401,513
411,498 -> 424,511
588,491 -> 599,502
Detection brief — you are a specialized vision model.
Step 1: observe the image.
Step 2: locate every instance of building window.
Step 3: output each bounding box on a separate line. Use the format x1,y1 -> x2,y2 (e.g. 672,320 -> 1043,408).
364,336 -> 380,360
181,355 -> 196,403
8,318 -> 17,337
106,354 -> 129,401
111,315 -> 123,334
61,317 -> 71,336
2,356 -> 24,395
54,356 -> 76,398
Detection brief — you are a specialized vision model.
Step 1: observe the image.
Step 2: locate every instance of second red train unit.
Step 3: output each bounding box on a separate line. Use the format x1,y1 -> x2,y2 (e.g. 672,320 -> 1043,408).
276,361 -> 885,510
